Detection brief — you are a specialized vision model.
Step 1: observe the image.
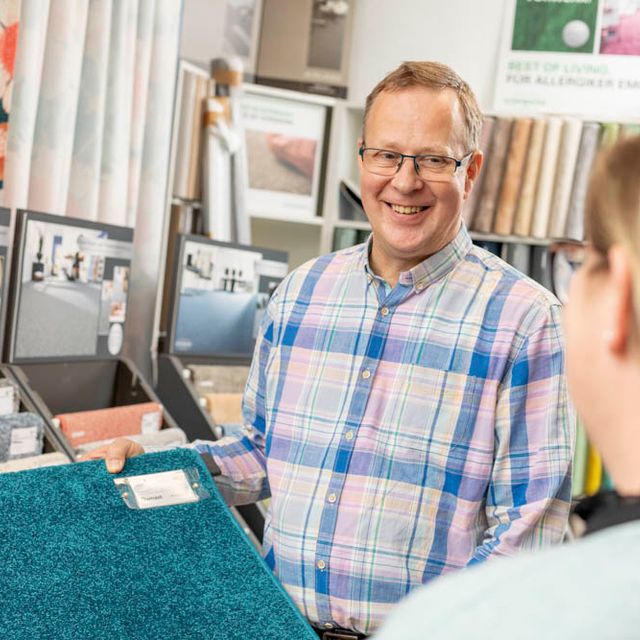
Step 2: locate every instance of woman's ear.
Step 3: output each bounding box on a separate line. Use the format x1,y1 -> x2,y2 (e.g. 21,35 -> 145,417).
606,244 -> 633,355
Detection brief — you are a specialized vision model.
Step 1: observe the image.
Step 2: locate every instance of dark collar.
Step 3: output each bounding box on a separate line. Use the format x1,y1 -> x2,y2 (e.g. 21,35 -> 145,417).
574,490 -> 640,536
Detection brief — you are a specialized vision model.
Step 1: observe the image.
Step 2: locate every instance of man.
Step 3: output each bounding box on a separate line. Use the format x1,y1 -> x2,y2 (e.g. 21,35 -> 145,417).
94,62 -> 574,637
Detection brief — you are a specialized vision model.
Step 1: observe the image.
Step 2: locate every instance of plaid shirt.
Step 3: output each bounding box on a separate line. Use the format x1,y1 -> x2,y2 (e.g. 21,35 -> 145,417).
195,224 -> 574,635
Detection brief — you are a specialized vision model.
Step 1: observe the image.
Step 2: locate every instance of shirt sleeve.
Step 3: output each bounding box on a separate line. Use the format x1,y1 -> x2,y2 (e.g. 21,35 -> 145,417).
468,302 -> 575,564
191,297 -> 278,506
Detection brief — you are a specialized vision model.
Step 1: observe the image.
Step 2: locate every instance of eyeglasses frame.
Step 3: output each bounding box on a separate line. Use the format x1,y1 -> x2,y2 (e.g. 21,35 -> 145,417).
358,145 -> 474,179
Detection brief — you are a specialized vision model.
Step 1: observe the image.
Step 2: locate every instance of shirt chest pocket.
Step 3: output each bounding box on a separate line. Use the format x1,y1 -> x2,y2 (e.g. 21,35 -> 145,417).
375,368 -> 493,484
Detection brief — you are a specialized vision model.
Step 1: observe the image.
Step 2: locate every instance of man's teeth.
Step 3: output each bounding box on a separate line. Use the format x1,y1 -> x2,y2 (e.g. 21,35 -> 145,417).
390,204 -> 426,214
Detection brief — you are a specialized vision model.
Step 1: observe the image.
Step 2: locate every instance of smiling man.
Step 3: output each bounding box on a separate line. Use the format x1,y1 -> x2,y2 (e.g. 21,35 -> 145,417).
95,62 -> 574,639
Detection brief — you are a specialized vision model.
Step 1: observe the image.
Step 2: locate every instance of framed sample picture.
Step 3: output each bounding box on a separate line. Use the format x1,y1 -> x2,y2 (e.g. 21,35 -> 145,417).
240,86 -> 332,220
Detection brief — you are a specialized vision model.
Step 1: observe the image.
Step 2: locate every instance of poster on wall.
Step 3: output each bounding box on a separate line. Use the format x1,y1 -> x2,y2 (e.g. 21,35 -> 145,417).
240,89 -> 330,220
493,0 -> 640,117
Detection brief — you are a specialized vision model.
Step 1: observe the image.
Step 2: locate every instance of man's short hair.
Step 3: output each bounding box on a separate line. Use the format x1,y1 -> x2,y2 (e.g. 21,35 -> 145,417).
363,61 -> 483,151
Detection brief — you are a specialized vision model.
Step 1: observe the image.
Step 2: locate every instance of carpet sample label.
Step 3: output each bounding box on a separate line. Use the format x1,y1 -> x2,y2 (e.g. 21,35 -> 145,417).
114,468 -> 209,509
9,427 -> 39,457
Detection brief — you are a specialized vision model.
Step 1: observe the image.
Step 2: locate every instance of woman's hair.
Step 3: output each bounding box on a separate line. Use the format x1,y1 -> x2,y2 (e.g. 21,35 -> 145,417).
362,61 -> 483,151
585,134 -> 640,338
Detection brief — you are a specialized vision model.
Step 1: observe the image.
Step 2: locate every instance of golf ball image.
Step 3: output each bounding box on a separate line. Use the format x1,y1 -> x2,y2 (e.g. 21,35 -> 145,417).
562,20 -> 590,48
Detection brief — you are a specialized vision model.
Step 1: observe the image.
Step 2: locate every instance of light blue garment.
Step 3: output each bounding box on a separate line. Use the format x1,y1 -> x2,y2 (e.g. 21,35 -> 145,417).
375,520 -> 640,640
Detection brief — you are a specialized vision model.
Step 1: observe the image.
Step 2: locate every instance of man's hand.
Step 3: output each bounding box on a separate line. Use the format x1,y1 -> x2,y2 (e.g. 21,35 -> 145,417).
78,438 -> 145,473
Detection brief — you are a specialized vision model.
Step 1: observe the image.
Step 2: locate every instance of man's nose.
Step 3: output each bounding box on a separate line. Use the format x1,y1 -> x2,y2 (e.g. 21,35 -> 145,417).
391,157 -> 425,192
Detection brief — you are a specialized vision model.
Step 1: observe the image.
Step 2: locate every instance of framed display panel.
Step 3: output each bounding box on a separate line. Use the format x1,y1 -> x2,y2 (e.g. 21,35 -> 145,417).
240,85 -> 333,221
6,210 -> 134,364
255,0 -> 354,98
166,234 -> 288,359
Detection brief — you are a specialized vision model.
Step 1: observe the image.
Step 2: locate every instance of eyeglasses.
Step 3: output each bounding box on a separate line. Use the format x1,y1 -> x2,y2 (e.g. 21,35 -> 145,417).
549,241 -> 587,304
359,145 -> 473,182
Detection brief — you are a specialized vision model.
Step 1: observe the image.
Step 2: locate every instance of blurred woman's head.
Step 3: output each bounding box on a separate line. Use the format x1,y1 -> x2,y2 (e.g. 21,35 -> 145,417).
563,134 -> 640,492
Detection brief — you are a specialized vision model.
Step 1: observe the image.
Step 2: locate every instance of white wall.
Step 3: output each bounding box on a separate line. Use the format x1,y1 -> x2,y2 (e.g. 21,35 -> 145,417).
181,0 -> 509,107
347,0 -> 509,108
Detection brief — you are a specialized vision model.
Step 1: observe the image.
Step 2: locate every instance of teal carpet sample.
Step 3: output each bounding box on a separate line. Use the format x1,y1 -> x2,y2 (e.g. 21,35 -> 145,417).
0,449 -> 316,640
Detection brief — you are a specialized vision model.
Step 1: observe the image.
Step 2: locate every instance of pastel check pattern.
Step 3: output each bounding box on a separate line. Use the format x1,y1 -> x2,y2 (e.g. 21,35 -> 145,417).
195,225 -> 574,635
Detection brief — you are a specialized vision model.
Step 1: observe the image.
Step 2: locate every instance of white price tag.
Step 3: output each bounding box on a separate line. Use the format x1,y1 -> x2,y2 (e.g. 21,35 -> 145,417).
9,427 -> 39,457
115,470 -> 198,509
141,411 -> 162,434
0,385 -> 16,416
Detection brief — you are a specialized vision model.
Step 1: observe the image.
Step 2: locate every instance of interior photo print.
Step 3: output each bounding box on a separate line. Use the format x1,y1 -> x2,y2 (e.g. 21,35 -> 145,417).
174,240 -> 285,357
14,219 -> 107,359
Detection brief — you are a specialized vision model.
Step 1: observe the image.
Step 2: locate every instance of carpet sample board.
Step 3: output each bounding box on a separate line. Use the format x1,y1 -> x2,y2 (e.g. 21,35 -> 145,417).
0,412 -> 45,462
0,449 -> 316,640
0,451 -> 70,473
74,426 -> 188,456
54,402 -> 163,447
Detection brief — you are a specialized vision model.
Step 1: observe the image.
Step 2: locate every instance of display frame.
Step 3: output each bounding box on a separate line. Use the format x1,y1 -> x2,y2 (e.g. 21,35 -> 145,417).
165,233 -> 288,359
240,83 -> 333,221
5,209 -> 134,364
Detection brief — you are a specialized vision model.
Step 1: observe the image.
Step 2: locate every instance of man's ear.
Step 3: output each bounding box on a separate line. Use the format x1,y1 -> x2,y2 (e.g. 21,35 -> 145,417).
606,244 -> 633,355
464,150 -> 483,199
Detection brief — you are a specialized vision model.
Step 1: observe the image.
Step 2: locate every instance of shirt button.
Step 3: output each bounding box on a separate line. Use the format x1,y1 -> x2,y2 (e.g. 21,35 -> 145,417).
361,369 -> 371,379
316,560 -> 326,570
324,623 -> 333,629
416,282 -> 425,291
327,492 -> 337,503
345,430 -> 354,441
380,306 -> 389,316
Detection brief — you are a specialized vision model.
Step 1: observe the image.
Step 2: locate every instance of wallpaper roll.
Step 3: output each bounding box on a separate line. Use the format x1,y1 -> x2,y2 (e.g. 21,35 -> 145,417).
98,0 -> 139,227
27,0 -> 89,213
187,75 -> 208,201
0,451 -> 69,473
0,412 -> 45,463
513,118 -> 546,237
529,245 -> 553,291
571,422 -> 588,498
471,117 -> 513,234
202,100 -> 233,241
564,122 -> 601,241
173,67 -> 199,200
188,364 -> 250,397
548,118 -> 583,239
2,0 -> 50,210
66,0 -> 112,221
462,115 -> 495,229
493,117 -> 532,236
599,122 -> 620,149
54,401 -> 163,448
75,426 -> 187,456
125,0 -> 155,228
204,393 -> 244,425
504,243 -> 531,276
530,117 -> 563,239
620,123 -> 640,138
584,442 -> 603,496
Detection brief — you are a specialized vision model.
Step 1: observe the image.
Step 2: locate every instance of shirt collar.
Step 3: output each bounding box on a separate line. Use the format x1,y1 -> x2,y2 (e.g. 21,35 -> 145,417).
360,223 -> 472,292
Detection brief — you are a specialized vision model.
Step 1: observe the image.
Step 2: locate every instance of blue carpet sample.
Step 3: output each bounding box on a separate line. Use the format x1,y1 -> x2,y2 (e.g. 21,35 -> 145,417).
0,412 -> 45,462
0,449 -> 316,640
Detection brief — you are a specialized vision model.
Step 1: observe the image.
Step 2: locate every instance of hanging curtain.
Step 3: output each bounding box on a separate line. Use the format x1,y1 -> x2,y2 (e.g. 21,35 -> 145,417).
125,0 -> 155,228
27,0 -> 89,214
0,0 -> 22,191
1,0 -> 46,209
2,0 -> 180,230
97,0 -> 138,226
66,0 -> 112,220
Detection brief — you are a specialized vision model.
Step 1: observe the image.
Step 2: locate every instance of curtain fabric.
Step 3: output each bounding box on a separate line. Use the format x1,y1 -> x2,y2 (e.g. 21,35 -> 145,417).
2,0 -> 180,231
